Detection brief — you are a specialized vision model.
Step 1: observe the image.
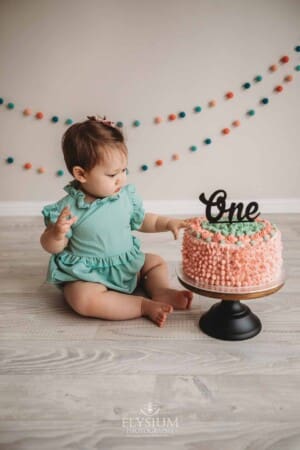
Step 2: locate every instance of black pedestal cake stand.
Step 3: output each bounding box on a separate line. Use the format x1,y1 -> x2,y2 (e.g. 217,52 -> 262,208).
177,265 -> 284,341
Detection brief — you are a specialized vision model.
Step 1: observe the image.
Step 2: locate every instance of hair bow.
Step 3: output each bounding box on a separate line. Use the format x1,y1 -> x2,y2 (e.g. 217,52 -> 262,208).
87,115 -> 116,128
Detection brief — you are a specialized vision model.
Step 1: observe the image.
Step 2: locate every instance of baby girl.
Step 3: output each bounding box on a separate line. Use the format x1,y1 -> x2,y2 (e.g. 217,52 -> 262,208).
40,116 -> 193,327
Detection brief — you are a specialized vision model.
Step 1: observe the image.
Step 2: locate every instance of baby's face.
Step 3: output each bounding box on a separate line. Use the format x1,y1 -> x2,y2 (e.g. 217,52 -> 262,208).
83,151 -> 128,199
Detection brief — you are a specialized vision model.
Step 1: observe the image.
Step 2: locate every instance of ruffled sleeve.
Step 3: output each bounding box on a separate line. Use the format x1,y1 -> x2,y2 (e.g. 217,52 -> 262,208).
41,197 -> 74,238
125,184 -> 146,231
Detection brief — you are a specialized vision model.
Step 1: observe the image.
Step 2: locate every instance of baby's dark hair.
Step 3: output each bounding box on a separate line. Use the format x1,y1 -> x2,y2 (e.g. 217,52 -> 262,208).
62,116 -> 128,175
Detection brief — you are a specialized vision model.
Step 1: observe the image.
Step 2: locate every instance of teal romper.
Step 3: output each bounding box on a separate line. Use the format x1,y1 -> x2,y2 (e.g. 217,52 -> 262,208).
42,182 -> 146,293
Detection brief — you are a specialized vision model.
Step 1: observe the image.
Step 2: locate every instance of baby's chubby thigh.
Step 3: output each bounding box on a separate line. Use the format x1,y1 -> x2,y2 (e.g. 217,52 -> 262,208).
139,253 -> 167,280
63,280 -> 108,316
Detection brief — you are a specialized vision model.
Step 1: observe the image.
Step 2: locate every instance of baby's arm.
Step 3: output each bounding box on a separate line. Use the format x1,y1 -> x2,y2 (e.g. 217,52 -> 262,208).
40,206 -> 77,254
139,213 -> 188,240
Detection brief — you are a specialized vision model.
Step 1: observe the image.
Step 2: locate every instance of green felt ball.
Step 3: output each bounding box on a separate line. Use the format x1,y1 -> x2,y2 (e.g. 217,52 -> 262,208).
7,102 -> 15,109
133,120 -> 141,127
247,109 -> 255,116
254,75 -> 263,82
190,145 -> 198,152
116,121 -> 123,128
56,169 -> 64,177
295,65 -> 300,71
194,106 -> 202,113
65,118 -> 73,125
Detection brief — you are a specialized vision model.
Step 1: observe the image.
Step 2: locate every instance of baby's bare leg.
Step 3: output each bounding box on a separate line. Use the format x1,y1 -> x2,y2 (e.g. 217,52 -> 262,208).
141,253 -> 193,310
63,281 -> 173,327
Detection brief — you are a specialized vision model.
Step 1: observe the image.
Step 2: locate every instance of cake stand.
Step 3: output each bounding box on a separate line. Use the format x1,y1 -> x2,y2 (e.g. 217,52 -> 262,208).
177,265 -> 285,341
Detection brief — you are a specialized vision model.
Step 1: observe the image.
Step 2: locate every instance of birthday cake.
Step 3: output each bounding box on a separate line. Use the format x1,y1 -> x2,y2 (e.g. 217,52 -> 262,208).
182,217 -> 283,288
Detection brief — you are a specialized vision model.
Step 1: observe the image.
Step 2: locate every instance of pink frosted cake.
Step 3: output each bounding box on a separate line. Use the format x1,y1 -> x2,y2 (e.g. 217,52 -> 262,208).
182,217 -> 283,287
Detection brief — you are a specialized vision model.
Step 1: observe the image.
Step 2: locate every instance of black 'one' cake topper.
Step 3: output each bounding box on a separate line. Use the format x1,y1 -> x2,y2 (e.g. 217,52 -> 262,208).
199,189 -> 261,223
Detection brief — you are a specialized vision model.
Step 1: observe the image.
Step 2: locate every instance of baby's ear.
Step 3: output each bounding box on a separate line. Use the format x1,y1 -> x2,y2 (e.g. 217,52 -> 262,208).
72,166 -> 87,183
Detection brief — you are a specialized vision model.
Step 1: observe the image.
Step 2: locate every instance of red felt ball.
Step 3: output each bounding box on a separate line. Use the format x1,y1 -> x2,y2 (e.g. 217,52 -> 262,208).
280,55 -> 289,64
156,159 -> 163,166
168,113 -> 177,121
24,162 -> 32,170
222,128 -> 230,135
226,91 -> 234,99
275,85 -> 283,92
35,112 -> 44,119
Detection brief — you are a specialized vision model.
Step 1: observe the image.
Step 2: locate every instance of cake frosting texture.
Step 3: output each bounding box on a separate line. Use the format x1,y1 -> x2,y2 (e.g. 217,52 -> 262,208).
182,217 -> 282,287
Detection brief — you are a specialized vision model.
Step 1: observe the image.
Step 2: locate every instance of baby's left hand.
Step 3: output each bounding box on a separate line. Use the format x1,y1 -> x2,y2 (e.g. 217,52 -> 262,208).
166,219 -> 189,240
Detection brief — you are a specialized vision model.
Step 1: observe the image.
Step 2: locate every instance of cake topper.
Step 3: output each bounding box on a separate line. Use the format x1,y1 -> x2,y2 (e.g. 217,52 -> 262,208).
199,189 -> 260,223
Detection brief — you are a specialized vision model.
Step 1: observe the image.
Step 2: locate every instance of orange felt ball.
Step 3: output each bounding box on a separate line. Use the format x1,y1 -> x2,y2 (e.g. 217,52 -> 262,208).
23,108 -> 32,116
154,116 -> 163,124
37,167 -> 46,174
284,74 -> 293,82
168,113 -> 177,121
222,128 -> 230,135
269,64 -> 278,72
232,120 -> 241,127
172,153 -> 180,160
24,162 -> 32,170
156,159 -> 163,166
35,112 -> 44,119
275,85 -> 283,92
208,100 -> 217,107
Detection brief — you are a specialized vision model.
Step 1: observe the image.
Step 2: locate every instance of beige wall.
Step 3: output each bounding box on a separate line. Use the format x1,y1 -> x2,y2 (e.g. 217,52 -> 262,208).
0,0 -> 300,202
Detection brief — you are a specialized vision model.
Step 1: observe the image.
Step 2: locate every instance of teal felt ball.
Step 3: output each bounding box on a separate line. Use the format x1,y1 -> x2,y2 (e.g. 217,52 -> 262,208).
261,98 -> 269,105
0,98 -> 4,104
295,45 -> 300,52
204,138 -> 212,145
141,164 -> 148,171
51,116 -> 59,123
243,82 -> 251,89
179,111 -> 186,118
6,157 -> 14,164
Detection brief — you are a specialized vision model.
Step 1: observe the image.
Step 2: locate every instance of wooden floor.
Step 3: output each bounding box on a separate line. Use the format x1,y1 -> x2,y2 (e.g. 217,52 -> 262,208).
1,214 -> 300,449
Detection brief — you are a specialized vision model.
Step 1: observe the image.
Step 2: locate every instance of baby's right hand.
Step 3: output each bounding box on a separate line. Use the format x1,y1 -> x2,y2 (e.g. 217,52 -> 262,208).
52,206 -> 77,240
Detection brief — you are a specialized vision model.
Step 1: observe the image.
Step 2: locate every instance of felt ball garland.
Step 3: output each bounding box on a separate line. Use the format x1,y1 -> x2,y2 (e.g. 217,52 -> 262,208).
1,45 -> 299,176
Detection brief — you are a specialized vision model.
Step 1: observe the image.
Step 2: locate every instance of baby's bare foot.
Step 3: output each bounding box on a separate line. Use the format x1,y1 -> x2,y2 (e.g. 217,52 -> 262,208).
141,299 -> 173,327
153,288 -> 193,310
